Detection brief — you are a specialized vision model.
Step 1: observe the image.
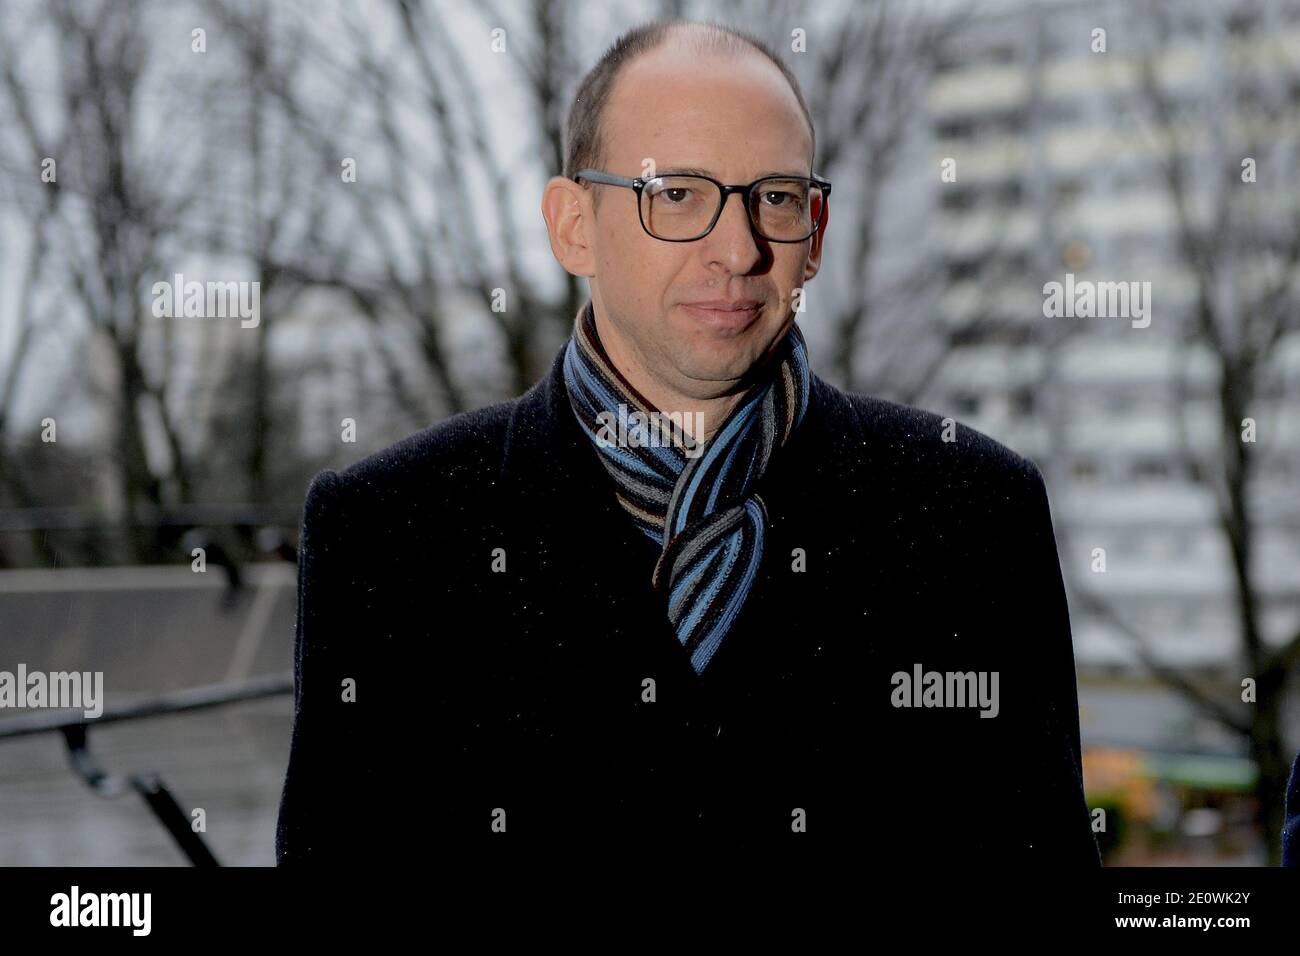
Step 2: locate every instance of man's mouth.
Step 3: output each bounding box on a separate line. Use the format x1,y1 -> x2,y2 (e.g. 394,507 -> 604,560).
679,299 -> 763,332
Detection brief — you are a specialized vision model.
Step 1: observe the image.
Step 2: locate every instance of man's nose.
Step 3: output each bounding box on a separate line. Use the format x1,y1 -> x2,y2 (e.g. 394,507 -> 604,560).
703,191 -> 762,272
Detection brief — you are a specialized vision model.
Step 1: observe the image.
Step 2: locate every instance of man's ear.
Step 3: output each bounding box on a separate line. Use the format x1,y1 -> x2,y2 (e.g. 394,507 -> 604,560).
803,199 -> 829,282
542,176 -> 597,278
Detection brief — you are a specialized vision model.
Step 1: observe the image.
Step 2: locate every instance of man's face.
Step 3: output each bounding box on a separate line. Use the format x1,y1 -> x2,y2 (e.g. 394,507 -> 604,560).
583,45 -> 825,401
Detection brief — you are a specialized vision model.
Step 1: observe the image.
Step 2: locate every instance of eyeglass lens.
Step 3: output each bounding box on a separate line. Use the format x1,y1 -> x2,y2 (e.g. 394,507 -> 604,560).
640,176 -> 824,241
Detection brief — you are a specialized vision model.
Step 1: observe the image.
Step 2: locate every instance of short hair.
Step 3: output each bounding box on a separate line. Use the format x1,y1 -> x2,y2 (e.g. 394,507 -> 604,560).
563,20 -> 817,192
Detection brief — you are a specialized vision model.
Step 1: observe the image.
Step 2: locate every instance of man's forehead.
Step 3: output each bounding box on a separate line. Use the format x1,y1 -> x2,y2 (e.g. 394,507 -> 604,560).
601,44 -> 812,173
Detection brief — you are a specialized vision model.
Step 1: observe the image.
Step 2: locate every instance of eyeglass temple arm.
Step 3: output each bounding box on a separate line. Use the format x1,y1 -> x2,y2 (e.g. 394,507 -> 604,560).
573,169 -> 640,188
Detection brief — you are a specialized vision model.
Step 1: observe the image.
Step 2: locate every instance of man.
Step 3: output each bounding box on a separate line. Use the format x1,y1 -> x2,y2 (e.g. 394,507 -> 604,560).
276,20 -> 1101,865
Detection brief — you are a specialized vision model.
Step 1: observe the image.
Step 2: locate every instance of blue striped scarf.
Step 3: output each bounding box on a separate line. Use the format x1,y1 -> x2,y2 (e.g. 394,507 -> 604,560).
562,300 -> 811,675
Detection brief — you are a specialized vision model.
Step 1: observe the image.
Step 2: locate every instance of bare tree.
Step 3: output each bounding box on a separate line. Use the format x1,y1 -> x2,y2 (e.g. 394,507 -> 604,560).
0,0 -> 213,560
1061,0 -> 1300,863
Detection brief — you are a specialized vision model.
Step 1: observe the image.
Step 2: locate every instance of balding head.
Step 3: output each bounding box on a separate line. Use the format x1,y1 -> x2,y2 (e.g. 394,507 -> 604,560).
563,20 -> 816,189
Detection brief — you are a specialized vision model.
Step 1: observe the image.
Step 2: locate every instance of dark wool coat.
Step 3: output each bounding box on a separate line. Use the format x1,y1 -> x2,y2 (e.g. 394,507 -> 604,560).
1285,752 -> 1300,865
275,342 -> 1102,866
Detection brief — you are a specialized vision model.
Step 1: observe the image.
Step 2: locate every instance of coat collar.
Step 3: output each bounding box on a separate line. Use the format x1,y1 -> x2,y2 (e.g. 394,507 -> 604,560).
500,322 -> 848,506
499,341 -> 632,536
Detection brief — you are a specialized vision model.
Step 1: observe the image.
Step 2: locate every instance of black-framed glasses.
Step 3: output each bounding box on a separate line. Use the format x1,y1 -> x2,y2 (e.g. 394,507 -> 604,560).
573,168 -> 831,242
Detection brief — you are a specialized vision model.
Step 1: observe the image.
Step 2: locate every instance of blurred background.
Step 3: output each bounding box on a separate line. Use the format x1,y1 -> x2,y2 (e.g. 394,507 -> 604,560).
1,0 -> 1298,865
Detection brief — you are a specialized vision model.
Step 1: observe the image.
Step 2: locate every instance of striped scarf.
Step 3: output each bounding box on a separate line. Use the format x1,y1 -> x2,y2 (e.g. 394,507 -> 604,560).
562,300 -> 811,675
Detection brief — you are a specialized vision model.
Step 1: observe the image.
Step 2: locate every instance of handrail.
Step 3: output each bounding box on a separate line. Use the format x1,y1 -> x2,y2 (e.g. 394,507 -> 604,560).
0,504 -> 301,532
0,672 -> 293,739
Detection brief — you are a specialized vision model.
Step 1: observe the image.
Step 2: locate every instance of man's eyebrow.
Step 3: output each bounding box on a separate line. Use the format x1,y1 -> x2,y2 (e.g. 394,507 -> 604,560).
655,166 -> 713,177
654,166 -> 810,179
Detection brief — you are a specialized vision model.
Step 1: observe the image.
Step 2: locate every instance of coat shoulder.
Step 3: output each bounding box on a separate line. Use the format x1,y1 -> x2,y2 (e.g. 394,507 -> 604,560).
815,375 -> 1045,493
338,395 -> 520,496
301,396 -> 521,525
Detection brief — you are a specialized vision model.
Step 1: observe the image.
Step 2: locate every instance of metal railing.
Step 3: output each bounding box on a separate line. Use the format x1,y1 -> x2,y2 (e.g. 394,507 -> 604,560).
0,673 -> 293,866
0,509 -> 300,865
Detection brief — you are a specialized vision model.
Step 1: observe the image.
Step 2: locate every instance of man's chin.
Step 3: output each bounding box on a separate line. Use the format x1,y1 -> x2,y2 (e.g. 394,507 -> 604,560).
661,312 -> 790,383
672,349 -> 766,389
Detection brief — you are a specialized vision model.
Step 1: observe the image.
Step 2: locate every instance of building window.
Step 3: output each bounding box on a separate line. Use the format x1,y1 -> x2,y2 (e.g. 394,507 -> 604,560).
1054,179 -> 1083,206
1011,387 -> 1035,416
1227,11 -> 1259,35
941,189 -> 975,211
946,257 -> 983,283
997,180 -> 1024,205
935,116 -> 975,139
1103,391 -> 1132,414
1132,459 -> 1171,481
951,391 -> 981,416
1072,458 -> 1100,483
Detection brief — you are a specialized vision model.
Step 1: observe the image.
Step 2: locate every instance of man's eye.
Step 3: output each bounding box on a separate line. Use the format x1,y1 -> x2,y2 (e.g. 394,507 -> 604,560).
762,191 -> 796,207
661,188 -> 692,204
